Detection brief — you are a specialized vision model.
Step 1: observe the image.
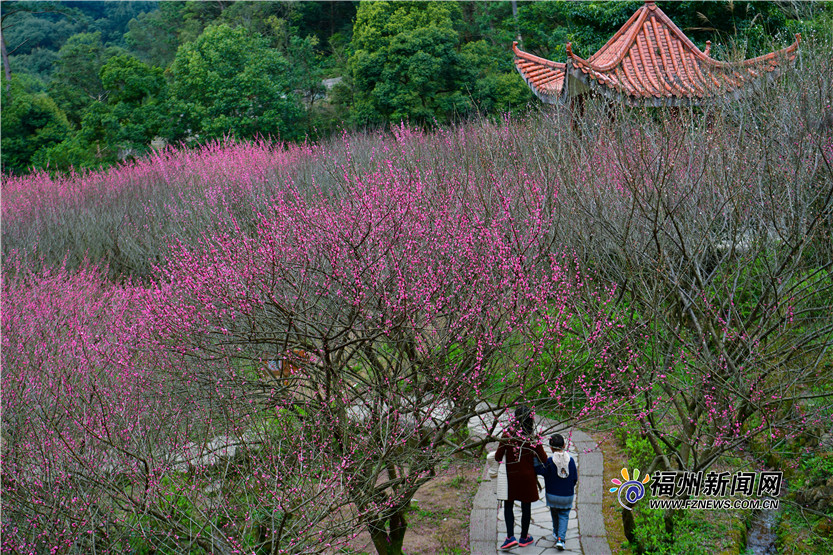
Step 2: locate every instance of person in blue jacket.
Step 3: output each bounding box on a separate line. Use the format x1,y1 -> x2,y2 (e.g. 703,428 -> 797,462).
534,434 -> 578,551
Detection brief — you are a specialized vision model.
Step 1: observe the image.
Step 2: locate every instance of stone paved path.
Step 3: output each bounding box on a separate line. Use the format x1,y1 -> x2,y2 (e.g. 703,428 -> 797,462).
467,409 -> 611,555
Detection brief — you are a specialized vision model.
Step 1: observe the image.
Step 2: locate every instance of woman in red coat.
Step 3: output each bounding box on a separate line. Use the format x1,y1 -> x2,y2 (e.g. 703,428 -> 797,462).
495,406 -> 547,549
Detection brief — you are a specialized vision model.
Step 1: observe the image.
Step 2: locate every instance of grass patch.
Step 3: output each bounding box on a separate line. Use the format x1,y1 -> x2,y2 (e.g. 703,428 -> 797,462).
776,449 -> 833,555
597,432 -> 634,554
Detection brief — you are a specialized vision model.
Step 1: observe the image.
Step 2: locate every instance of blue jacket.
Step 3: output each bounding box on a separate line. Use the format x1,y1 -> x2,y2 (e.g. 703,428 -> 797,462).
535,454 -> 577,498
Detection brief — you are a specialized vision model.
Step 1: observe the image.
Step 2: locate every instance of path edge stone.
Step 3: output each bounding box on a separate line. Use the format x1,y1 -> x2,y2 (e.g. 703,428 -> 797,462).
468,428 -> 612,554
570,429 -> 612,555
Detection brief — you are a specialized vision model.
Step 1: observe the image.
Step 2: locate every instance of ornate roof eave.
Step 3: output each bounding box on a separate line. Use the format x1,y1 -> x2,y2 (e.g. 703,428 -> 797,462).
513,0 -> 801,107
512,41 -> 568,105
562,58 -> 798,107
563,34 -> 801,107
586,1 -> 799,71
569,33 -> 801,78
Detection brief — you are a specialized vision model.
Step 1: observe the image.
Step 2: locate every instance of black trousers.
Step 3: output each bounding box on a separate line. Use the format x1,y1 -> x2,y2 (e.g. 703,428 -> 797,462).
504,500 -> 531,539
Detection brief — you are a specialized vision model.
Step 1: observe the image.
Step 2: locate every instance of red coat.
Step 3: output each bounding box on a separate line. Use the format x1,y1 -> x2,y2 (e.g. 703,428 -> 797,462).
495,432 -> 547,503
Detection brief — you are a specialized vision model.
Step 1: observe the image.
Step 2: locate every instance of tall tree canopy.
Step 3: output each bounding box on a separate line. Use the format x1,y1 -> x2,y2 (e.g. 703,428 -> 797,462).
47,31 -> 123,126
167,23 -> 303,142
1,73 -> 71,174
350,1 -> 473,127
349,1 -> 530,127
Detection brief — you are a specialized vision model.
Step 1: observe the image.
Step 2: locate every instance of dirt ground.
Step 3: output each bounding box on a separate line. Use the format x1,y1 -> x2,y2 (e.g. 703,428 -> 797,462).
341,459 -> 483,554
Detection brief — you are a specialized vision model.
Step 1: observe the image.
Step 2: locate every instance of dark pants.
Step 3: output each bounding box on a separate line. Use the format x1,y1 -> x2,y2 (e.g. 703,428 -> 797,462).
504,500 -> 531,539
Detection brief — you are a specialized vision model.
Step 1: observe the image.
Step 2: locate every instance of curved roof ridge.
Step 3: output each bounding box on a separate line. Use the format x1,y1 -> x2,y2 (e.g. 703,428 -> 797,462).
512,42 -> 566,70
646,2 -> 709,61
700,34 -> 801,69
512,1 -> 800,106
512,42 -> 567,104
584,3 -> 651,72
565,43 -> 593,70
587,4 -> 648,65
645,2 -> 800,70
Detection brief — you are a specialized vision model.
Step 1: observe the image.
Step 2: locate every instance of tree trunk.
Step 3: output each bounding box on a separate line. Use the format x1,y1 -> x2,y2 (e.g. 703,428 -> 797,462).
511,0 -> 522,45
368,508 -> 408,555
622,505 -> 636,546
1,26 -> 12,95
664,508 -> 675,537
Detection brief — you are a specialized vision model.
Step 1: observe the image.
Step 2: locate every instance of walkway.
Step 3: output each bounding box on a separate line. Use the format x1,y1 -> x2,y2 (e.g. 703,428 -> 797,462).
467,412 -> 610,555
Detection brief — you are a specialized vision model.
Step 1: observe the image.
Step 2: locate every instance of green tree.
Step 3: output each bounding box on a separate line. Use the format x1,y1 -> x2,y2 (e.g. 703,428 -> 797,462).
288,1 -> 358,49
219,1 -> 291,45
350,1 -> 474,127
75,0 -> 156,47
125,0 -> 225,60
1,73 -> 71,174
289,34 -> 325,106
167,23 -> 302,142
84,55 -> 167,163
1,1 -> 85,88
9,47 -> 59,84
32,54 -> 167,173
87,54 -> 166,153
32,131 -> 100,172
47,31 -> 123,126
99,54 -> 164,107
124,2 -> 185,67
460,39 -> 531,115
660,2 -> 792,55
515,1 -> 641,60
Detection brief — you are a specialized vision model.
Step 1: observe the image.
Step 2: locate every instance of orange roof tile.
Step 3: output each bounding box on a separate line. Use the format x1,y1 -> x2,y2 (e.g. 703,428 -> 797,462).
513,42 -> 566,104
513,1 -> 800,106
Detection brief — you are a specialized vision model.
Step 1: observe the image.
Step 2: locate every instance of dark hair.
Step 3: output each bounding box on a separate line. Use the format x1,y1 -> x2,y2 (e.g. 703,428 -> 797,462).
550,434 -> 565,449
514,405 -> 534,437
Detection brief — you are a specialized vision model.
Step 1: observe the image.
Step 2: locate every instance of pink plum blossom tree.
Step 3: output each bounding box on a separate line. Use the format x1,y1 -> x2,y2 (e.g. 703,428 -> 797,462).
152,162 -> 630,554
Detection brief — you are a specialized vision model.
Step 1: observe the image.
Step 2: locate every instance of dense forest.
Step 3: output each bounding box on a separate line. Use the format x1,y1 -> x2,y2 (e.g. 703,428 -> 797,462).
2,0 -> 831,175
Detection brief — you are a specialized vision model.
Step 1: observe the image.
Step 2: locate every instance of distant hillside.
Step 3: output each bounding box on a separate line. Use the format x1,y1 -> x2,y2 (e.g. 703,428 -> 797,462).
3,1 -> 829,176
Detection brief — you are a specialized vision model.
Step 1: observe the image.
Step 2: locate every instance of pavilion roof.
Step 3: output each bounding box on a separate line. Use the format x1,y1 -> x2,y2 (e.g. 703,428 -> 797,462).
513,45 -> 566,105
514,1 -> 800,106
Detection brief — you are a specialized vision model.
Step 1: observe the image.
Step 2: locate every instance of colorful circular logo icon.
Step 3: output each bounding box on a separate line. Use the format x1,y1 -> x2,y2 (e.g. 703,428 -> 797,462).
610,468 -> 650,510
